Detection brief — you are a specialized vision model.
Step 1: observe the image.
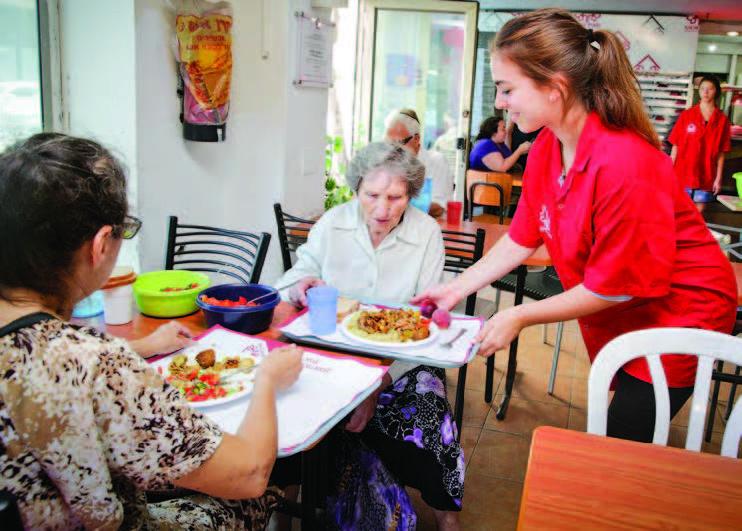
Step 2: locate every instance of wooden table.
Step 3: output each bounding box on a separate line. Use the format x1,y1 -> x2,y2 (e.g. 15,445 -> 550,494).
78,303 -> 384,530
87,300 -> 298,343
519,426 -> 742,530
439,219 -> 552,419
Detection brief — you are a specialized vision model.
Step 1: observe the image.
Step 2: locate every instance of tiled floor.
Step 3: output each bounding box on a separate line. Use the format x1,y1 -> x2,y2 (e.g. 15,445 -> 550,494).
406,288 -> 736,530
275,287 -> 737,530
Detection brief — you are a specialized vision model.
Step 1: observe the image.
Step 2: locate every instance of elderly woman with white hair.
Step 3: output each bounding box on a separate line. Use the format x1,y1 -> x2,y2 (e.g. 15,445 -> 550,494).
275,142 -> 464,529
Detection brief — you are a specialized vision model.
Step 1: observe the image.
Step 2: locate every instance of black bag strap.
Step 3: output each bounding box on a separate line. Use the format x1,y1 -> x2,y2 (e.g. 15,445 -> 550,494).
0,313 -> 55,337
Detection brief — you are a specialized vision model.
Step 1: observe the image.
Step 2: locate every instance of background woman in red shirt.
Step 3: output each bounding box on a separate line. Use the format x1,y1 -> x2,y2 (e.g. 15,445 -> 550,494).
669,74 -> 732,194
414,9 -> 737,443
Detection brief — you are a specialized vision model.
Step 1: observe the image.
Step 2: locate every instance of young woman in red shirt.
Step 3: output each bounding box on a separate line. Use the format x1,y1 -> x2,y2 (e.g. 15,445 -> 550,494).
669,74 -> 732,194
414,9 -> 737,443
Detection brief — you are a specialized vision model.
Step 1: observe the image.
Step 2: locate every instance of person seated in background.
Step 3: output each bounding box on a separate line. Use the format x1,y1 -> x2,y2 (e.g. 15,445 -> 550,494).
469,114 -> 530,172
510,120 -> 542,170
385,108 -> 454,218
274,142 -> 465,530
0,133 -> 303,530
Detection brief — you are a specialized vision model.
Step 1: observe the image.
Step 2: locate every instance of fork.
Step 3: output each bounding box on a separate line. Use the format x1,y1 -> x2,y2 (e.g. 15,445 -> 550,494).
440,328 -> 466,348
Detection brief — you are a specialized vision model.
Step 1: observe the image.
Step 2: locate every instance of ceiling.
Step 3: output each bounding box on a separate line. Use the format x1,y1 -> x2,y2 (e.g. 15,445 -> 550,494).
477,1 -> 742,35
477,1 -> 742,21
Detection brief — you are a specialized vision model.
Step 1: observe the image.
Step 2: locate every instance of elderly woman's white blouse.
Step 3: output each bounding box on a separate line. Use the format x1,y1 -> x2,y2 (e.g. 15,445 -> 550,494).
275,199 -> 445,379
276,199 -> 444,303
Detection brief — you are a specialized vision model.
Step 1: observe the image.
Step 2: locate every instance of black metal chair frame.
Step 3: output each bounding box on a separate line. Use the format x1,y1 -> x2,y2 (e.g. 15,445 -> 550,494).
467,181 -> 505,224
703,222 -> 741,440
273,203 -> 315,273
165,216 -> 271,284
705,314 -> 742,442
485,267 -> 565,417
441,227 -> 486,441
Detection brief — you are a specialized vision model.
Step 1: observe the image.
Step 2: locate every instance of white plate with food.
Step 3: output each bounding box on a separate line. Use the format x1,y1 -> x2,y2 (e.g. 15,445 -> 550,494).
153,346 -> 260,408
340,307 -> 439,349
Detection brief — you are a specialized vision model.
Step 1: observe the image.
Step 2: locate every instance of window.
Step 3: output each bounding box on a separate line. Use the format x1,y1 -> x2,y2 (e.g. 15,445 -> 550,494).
0,0 -> 43,152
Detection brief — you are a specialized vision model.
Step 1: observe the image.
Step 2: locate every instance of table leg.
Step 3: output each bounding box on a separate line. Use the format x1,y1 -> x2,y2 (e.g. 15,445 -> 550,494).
454,364 -> 467,442
496,265 -> 526,420
300,445 -> 320,530
485,355 -> 495,403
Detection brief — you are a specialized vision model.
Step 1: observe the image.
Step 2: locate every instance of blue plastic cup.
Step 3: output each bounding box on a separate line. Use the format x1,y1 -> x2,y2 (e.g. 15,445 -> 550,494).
71,290 -> 104,318
307,286 -> 339,335
410,177 -> 433,213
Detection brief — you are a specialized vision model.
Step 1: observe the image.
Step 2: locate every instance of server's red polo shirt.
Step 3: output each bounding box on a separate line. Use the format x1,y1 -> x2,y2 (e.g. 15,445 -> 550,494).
510,113 -> 736,387
669,105 -> 731,190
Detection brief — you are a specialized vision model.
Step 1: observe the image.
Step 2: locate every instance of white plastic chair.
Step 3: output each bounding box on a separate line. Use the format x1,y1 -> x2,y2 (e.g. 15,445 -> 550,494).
587,328 -> 742,458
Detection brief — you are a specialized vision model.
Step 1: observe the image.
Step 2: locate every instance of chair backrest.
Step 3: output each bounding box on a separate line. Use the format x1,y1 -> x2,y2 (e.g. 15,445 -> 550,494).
466,169 -> 513,209
273,203 -> 316,272
441,228 -> 485,316
587,327 -> 742,458
468,182 -> 505,224
164,216 -> 271,284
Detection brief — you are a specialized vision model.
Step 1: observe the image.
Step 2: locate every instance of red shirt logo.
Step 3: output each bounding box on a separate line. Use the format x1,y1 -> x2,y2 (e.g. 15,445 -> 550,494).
686,123 -> 697,134
539,205 -> 552,239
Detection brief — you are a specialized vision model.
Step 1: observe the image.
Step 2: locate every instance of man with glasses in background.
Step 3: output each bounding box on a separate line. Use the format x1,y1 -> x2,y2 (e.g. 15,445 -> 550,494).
384,109 -> 454,219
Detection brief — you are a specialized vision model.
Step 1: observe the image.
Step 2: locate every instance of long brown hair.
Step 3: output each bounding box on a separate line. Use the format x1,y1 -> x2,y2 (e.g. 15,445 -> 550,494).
492,9 -> 660,148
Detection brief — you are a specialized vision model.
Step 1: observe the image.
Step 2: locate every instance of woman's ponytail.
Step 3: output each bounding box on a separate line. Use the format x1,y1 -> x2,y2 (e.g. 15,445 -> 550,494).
588,30 -> 660,148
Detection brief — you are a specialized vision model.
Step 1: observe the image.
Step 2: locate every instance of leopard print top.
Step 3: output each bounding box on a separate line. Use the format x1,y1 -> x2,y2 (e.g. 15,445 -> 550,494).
0,315 -> 225,529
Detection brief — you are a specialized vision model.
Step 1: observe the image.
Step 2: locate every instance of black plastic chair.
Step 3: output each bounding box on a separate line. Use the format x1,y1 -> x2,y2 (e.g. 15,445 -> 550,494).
705,318 -> 742,442
484,267 -> 566,404
273,203 -> 315,272
467,181 -> 506,224
441,227 -> 486,441
165,216 -> 271,284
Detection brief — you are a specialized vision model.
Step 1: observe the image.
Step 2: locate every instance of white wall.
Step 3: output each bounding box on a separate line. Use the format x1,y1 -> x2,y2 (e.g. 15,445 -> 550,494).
62,0 -> 330,284
134,0 -> 329,283
60,0 -> 139,268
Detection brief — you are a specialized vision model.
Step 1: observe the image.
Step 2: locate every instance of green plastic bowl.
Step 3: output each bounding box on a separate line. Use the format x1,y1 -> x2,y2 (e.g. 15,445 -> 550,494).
734,172 -> 742,199
133,270 -> 211,317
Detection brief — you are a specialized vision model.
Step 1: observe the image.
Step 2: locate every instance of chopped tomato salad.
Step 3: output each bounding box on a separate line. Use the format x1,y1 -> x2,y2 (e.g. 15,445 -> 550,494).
200,295 -> 259,308
166,368 -> 237,402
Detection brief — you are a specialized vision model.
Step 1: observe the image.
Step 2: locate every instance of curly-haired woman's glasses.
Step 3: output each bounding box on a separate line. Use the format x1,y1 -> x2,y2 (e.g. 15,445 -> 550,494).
114,215 -> 142,240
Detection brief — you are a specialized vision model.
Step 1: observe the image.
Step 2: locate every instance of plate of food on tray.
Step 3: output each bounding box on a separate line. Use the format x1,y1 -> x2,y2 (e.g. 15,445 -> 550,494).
153,346 -> 260,408
340,307 -> 439,349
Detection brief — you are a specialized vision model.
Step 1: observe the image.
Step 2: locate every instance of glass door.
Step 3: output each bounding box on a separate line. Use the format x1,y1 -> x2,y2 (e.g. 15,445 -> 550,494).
356,0 -> 479,200
0,0 -> 43,152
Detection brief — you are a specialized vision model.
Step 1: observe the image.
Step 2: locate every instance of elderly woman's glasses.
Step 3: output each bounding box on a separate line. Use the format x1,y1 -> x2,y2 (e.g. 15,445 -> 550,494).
114,215 -> 142,240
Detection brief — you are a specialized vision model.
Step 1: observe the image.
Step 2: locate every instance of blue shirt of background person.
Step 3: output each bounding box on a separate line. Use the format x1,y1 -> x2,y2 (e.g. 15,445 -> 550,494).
469,138 -> 512,171
468,115 -> 530,172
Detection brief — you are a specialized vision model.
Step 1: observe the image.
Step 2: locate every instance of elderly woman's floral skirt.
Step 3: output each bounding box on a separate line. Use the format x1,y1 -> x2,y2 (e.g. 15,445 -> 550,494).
363,365 -> 464,511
